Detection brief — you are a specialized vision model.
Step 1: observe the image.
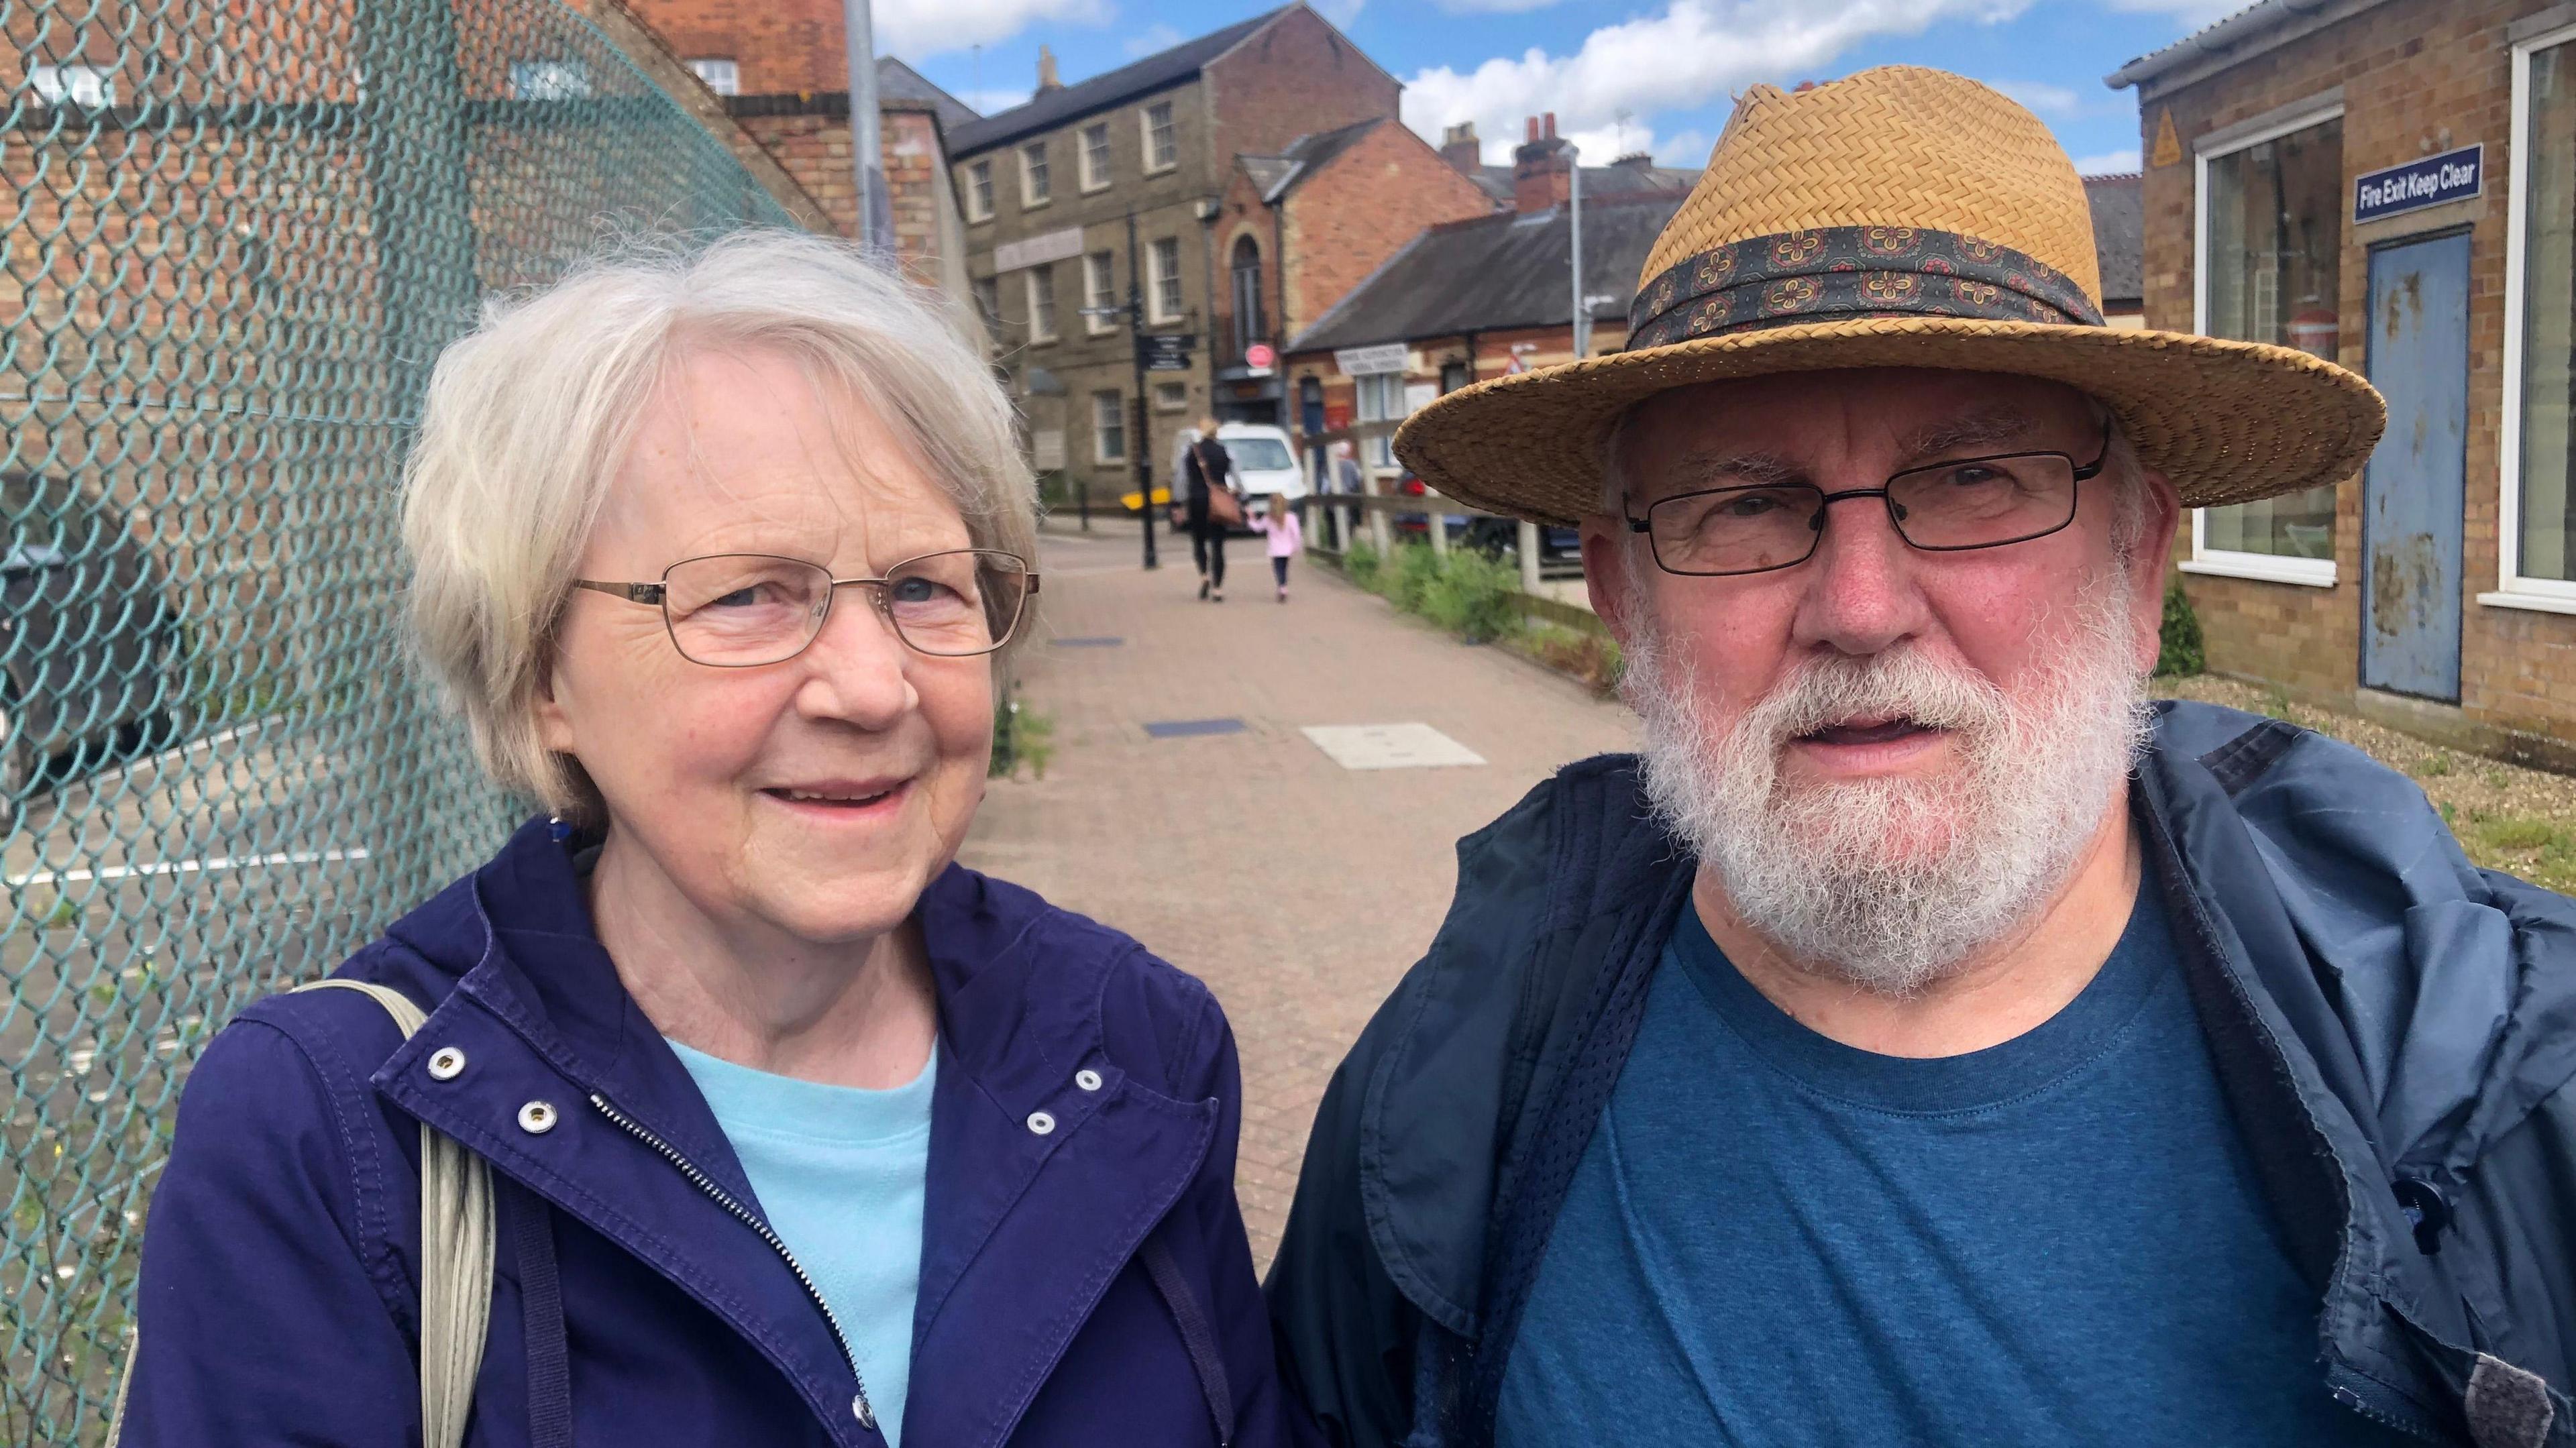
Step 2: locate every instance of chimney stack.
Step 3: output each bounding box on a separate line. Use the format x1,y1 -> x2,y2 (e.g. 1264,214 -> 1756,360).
1511,113 -> 1572,214
1440,121 -> 1482,175
1036,45 -> 1061,93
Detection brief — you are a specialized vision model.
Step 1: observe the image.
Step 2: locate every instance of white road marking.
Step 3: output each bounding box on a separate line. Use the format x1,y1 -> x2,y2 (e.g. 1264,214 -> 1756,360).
8,846 -> 370,888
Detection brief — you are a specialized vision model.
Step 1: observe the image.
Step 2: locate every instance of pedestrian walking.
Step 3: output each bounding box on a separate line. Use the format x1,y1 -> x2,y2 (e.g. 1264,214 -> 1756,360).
1250,494 -> 1303,602
1271,66 -> 2576,1448
1183,415 -> 1242,602
115,231 -> 1301,1448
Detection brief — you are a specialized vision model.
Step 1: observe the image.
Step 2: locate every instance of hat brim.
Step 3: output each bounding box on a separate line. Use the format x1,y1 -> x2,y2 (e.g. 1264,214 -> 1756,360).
1392,317 -> 2388,528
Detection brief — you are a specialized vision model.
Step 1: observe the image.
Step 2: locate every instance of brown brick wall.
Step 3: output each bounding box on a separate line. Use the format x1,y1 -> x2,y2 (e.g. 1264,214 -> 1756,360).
2141,0 -> 2576,746
1278,123 -> 1494,339
1202,6 -> 1401,169
623,0 -> 845,95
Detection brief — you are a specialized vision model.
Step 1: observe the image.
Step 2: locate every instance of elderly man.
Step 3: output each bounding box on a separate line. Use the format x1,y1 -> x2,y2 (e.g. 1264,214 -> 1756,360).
1267,67 -> 2576,1448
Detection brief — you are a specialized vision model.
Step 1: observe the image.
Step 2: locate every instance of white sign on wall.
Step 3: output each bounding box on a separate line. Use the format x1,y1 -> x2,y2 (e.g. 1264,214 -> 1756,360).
994,225 -> 1085,274
1030,429 -> 1067,471
1403,381 -> 1438,413
1334,342 -> 1408,376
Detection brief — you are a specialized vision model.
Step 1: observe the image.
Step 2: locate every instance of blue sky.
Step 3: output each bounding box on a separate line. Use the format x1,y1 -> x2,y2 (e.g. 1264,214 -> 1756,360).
881,0 -> 2241,176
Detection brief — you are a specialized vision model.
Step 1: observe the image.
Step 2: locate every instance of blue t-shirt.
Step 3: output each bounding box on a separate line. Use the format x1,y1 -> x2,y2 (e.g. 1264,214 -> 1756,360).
1495,887 -> 2413,1446
672,1038 -> 934,1447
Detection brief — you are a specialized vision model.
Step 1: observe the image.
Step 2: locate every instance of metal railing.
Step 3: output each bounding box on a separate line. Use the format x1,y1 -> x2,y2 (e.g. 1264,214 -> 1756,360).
0,1 -> 810,1438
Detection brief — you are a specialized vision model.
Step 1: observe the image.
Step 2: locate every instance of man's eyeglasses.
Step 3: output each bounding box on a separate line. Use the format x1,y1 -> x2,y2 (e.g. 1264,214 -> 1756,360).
572,549 -> 1038,667
1625,423 -> 2112,577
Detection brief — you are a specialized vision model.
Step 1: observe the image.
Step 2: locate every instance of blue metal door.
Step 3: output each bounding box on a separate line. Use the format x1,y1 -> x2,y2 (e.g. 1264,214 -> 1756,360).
2361,231 -> 2470,701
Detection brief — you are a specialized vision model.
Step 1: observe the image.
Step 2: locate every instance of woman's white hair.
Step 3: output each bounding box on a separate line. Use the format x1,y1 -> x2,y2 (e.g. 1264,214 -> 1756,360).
402,228 -> 1036,821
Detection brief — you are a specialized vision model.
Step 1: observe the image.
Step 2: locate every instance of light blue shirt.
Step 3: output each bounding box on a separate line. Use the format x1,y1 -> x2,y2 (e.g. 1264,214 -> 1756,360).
669,1038 -> 935,1446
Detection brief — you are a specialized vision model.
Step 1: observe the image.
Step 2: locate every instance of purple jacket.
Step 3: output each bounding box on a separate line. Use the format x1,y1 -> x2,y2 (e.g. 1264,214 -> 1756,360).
121,816 -> 1303,1447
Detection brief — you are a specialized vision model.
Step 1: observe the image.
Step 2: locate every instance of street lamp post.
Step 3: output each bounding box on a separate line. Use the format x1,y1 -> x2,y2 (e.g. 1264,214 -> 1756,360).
841,0 -> 884,253
1127,211 -> 1159,569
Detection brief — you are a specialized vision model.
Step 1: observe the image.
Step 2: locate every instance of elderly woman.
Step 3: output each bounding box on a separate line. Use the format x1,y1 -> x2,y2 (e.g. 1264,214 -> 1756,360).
117,232 -> 1297,1447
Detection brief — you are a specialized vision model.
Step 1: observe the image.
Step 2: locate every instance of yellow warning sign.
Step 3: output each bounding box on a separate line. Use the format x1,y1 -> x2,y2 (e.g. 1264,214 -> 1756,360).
2149,109 -> 2184,168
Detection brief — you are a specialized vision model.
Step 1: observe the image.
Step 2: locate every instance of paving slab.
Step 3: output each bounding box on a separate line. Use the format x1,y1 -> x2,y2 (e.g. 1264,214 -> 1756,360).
959,522 -> 1636,1265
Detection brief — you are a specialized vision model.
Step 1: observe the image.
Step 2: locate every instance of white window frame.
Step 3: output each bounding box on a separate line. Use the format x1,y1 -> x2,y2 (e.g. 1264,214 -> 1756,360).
1154,381 -> 1189,412
1020,141 -> 1051,209
1084,252 -> 1118,335
1148,237 -> 1183,323
2489,21 -> 2576,616
2184,98 -> 2347,589
28,63 -> 113,107
1092,390 -> 1128,463
1079,121 -> 1113,192
965,160 -> 994,222
1142,101 -> 1178,174
685,58 -> 739,97
1025,265 -> 1058,344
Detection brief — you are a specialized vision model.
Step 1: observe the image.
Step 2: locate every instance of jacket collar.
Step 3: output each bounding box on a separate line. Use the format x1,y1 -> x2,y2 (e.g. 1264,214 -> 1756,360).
373,817 -> 1216,1448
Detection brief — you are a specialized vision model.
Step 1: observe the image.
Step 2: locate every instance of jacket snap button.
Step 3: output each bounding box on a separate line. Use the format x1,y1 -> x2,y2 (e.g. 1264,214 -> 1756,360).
517,1100 -> 559,1135
1027,1111 -> 1056,1136
426,1047 -> 466,1082
1075,1069 -> 1102,1093
853,1393 -> 874,1427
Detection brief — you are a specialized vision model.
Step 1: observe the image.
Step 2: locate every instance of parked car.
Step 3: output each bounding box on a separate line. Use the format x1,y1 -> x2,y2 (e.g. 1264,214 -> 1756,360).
1,473 -> 180,802
1169,423 -> 1306,531
1464,516 -> 1585,575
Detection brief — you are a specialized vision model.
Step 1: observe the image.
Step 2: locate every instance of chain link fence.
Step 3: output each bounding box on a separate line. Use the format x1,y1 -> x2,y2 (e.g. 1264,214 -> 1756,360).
1,0 -> 810,1436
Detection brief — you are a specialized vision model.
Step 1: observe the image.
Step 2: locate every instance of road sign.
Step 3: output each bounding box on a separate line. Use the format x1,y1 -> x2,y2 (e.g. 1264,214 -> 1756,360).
1138,333 -> 1195,372
1245,341 -> 1277,370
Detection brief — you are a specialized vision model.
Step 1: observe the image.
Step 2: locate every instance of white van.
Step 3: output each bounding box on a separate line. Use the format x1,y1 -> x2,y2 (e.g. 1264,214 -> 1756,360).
1170,423 -> 1306,523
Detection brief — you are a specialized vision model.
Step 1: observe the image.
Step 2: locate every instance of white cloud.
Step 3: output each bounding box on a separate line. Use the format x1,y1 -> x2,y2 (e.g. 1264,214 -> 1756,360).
1432,0 -> 1566,11
875,0 -> 1112,59
1401,0 -> 2033,164
1987,78 -> 2078,115
1653,127 -> 1711,166
1315,0 -> 1367,23
1125,22 -> 1184,57
2074,146 -> 2141,174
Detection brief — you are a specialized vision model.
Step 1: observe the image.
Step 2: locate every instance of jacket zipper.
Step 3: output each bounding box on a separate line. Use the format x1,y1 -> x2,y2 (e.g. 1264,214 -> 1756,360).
587,1091 -> 878,1434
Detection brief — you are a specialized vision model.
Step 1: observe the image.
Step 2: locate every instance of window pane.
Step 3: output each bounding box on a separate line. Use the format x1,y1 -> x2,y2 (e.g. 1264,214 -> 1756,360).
1148,103 -> 1177,168
1093,392 -> 1125,461
1151,238 -> 1182,319
2522,43 -> 2576,582
2202,117 -> 2342,559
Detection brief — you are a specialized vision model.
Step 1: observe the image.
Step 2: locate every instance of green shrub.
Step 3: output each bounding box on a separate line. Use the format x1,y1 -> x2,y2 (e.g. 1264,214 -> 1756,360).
1514,620 -> 1627,695
1388,543 -> 1443,612
1421,550 -> 1523,643
989,697 -> 1057,780
1342,541 -> 1381,588
2154,578 -> 2205,678
2477,817 -> 2559,853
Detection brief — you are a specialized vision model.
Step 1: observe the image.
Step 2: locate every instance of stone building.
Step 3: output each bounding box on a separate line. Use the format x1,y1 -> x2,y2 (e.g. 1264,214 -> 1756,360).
623,0 -> 976,300
945,4 -> 1398,510
2111,0 -> 2576,765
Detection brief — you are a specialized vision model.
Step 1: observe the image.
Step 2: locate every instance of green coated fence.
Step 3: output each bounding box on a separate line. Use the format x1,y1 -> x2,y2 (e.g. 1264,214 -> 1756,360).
1,1 -> 808,1436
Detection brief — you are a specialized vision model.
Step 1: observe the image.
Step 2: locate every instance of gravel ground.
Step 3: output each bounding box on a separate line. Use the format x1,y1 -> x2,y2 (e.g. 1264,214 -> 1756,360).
2153,674 -> 2576,893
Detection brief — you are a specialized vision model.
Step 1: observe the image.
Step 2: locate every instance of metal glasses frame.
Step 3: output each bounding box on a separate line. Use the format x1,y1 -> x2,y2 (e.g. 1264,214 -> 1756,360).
1624,420 -> 2114,577
572,548 -> 1040,665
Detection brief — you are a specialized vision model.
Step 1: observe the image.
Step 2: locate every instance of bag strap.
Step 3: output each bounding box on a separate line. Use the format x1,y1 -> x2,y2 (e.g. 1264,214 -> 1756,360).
107,981 -> 498,1448
297,979 -> 497,1448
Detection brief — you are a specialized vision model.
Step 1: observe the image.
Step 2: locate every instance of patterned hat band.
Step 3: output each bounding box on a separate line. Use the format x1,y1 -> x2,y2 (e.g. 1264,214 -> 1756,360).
1625,225 -> 2104,351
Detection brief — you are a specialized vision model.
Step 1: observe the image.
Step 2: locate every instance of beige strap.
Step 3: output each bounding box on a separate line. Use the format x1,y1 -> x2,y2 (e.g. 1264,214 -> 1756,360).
107,981 -> 496,1448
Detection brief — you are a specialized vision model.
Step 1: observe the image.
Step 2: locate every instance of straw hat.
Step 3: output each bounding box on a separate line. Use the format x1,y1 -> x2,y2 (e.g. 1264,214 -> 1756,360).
1393,66 -> 2386,528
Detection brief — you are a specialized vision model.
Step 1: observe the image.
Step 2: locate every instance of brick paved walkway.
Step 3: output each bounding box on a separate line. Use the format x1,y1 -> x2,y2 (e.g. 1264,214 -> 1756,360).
958,522 -> 1636,1266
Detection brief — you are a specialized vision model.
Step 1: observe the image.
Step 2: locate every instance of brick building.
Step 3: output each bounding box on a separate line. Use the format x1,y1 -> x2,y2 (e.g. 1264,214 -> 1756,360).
945,4 -> 1398,508
2111,0 -> 2576,765
623,0 -> 976,299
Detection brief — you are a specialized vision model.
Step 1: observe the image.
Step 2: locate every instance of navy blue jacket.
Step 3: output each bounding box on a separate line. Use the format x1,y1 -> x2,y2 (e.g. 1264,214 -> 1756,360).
123,816 -> 1301,1447
1267,702 -> 2576,1448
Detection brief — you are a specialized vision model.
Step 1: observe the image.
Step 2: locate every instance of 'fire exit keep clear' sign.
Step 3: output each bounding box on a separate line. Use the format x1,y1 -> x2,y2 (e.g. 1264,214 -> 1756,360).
2354,146 -> 2482,225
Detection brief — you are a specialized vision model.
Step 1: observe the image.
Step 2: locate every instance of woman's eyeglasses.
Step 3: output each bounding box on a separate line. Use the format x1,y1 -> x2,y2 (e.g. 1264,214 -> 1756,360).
1625,423 -> 2112,577
572,549 -> 1038,666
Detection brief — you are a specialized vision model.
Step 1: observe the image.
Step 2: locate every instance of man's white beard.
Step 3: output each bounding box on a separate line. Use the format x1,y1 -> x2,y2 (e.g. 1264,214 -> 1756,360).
1623,576 -> 2149,997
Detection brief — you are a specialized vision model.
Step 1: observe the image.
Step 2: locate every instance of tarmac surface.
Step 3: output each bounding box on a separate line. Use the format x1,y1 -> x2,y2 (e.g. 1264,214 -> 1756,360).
958,520 -> 1637,1265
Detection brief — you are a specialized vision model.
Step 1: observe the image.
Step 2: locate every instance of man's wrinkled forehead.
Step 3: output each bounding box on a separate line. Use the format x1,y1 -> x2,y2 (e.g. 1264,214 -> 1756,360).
1612,370 -> 2099,506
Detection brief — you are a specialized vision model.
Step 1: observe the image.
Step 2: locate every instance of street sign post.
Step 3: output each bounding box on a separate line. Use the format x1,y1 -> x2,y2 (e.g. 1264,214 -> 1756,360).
1244,341 -> 1276,376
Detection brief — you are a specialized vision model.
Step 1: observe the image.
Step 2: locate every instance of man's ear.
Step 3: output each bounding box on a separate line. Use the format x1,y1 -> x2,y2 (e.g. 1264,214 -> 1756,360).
1581,516 -> 1644,649
2128,468 -> 2184,673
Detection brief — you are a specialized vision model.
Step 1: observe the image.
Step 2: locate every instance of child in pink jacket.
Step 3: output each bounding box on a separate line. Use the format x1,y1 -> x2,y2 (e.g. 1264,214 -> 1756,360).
1249,498 -> 1304,602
